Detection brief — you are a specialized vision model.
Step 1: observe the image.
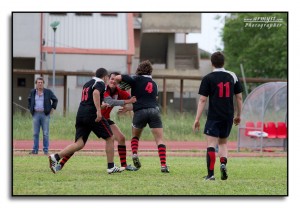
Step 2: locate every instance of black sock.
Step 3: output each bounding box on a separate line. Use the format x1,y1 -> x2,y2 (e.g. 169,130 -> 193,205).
108,162 -> 114,169
54,154 -> 61,162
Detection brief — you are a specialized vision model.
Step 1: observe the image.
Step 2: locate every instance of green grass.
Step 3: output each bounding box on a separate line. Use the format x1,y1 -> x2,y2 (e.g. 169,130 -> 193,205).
13,111 -> 239,141
12,156 -> 287,196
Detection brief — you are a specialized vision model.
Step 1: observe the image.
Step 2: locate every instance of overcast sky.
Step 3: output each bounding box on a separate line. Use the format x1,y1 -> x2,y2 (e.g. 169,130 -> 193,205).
187,13 -> 228,53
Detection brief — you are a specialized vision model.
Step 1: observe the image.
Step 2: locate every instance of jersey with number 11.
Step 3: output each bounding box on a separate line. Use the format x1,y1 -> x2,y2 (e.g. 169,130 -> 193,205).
199,69 -> 243,120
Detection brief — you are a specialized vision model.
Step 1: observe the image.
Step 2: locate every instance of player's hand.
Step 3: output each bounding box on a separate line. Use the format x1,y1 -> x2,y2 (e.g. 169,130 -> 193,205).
193,120 -> 200,132
95,110 -> 102,122
118,107 -> 125,114
130,96 -> 137,104
101,102 -> 110,109
234,117 -> 241,126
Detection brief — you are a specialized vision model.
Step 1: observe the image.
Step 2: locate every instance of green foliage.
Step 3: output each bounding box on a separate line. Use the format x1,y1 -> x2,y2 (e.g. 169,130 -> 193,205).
13,111 -> 239,141
222,13 -> 287,78
12,156 -> 287,195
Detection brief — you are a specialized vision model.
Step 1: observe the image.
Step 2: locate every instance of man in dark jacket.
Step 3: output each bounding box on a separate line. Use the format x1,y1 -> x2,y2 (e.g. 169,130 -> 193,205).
28,77 -> 58,155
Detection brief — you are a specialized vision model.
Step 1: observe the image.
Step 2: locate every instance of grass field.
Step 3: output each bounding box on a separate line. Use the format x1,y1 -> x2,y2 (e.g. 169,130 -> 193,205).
12,155 -> 287,196
13,111 -> 238,141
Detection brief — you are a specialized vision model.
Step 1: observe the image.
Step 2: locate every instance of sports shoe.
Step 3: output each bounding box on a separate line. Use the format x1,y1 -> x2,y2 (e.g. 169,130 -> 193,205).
48,154 -> 59,174
55,164 -> 62,172
203,175 -> 215,181
132,154 -> 141,169
125,164 -> 139,171
29,150 -> 38,155
107,165 -> 125,174
161,165 -> 170,173
220,164 -> 228,180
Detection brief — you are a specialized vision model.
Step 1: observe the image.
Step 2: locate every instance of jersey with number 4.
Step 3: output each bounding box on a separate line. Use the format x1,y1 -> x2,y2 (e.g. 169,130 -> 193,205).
199,68 -> 243,120
77,78 -> 106,117
122,75 -> 158,112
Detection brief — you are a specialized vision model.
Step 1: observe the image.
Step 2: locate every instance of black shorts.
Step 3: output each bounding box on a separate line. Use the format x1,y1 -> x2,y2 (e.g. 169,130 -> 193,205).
75,115 -> 113,144
107,119 -> 115,125
132,108 -> 163,129
204,119 -> 233,138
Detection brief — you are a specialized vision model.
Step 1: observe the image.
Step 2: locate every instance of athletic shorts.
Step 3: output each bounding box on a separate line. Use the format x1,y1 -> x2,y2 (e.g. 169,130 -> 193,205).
75,115 -> 113,144
204,119 -> 233,138
107,119 -> 115,125
132,108 -> 163,129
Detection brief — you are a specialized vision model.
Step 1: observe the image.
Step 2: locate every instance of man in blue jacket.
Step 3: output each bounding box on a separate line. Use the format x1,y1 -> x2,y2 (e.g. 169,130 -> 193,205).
28,77 -> 58,155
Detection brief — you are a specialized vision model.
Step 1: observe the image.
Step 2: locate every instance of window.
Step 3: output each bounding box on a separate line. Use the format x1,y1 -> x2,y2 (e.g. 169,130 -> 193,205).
77,76 -> 92,87
100,13 -> 118,17
75,12 -> 93,16
49,13 -> 67,16
17,78 -> 26,87
48,76 -> 64,87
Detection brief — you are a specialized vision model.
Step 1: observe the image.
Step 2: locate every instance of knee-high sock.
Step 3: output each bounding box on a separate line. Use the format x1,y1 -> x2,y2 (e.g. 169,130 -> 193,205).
206,147 -> 216,177
118,145 -> 127,167
131,137 -> 139,155
158,144 -> 167,167
59,153 -> 74,169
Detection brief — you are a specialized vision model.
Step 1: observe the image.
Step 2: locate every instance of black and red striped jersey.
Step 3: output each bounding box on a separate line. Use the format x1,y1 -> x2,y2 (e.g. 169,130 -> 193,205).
77,77 -> 106,117
199,68 -> 243,120
122,75 -> 159,112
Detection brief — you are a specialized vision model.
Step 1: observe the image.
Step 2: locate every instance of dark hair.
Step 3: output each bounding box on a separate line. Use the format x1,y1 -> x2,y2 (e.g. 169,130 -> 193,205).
211,51 -> 225,68
95,68 -> 108,78
136,60 -> 153,75
109,72 -> 120,78
35,77 -> 44,84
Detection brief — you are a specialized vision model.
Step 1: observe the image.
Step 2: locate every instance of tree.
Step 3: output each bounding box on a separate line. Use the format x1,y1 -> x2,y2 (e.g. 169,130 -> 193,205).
222,13 -> 287,78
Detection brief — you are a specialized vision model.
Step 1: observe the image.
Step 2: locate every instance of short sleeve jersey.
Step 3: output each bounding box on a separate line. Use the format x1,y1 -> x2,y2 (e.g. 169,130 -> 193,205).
122,75 -> 159,112
77,78 -> 106,117
199,68 -> 243,120
101,86 -> 130,119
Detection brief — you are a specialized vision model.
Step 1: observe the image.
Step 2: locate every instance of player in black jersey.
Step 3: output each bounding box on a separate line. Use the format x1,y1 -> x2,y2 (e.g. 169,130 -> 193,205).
48,68 -> 125,174
193,52 -> 243,180
114,60 -> 169,173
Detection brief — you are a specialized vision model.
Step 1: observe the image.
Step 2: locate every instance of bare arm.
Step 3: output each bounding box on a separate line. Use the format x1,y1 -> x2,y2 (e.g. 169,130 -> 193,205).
93,89 -> 102,122
193,95 -> 208,132
234,93 -> 243,125
113,75 -> 122,83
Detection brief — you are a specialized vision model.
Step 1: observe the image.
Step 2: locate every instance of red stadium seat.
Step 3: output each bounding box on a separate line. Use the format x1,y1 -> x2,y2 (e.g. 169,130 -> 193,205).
265,122 -> 277,138
245,121 -> 255,136
256,121 -> 266,131
277,122 -> 287,139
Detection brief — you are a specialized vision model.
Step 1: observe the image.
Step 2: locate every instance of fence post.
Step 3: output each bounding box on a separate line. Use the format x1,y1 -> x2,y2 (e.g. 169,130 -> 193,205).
163,78 -> 167,115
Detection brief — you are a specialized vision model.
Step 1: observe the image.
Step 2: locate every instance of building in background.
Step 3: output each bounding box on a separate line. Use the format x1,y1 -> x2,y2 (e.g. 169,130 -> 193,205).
134,13 -> 210,112
13,12 -> 210,114
13,12 -> 134,113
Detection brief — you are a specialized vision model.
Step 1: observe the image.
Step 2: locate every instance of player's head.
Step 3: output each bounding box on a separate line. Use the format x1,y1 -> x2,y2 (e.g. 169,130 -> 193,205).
136,60 -> 153,75
108,72 -> 120,88
95,68 -> 109,83
109,72 -> 120,78
211,51 -> 225,68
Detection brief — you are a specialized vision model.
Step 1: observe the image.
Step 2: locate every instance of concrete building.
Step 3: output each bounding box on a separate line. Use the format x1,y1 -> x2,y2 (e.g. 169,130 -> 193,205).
13,12 -> 211,114
134,13 -> 207,112
13,12 -> 134,113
